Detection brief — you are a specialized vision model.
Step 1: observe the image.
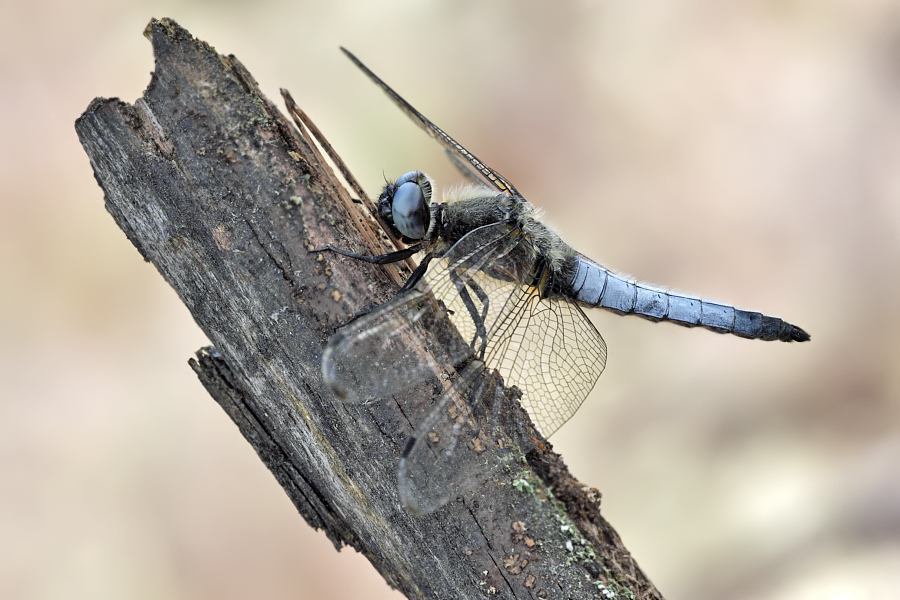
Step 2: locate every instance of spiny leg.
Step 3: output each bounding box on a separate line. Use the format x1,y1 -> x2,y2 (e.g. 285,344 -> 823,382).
310,243 -> 428,328
309,242 -> 423,265
450,268 -> 489,360
466,278 -> 490,332
397,252 -> 435,295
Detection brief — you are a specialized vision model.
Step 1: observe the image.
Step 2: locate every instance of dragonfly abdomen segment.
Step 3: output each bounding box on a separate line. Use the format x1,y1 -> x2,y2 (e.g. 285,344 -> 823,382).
566,257 -> 809,342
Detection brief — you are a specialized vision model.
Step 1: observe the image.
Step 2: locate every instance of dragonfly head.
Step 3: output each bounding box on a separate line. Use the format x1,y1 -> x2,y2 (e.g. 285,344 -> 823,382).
378,171 -> 433,242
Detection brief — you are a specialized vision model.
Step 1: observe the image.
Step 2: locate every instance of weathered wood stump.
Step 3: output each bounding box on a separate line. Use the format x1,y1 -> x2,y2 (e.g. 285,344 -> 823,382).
75,18 -> 663,600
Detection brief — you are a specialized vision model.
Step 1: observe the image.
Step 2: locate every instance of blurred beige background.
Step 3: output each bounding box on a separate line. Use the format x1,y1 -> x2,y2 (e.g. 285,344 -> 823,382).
2,1 -> 899,599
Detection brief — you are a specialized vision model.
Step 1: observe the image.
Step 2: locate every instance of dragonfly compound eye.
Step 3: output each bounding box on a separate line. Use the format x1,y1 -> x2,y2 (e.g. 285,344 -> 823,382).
390,172 -> 431,240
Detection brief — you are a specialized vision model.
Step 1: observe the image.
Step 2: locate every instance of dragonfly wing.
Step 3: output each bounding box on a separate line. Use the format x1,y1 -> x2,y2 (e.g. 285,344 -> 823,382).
397,260 -> 607,513
341,48 -> 521,199
322,222 -> 525,402
486,288 -> 607,437
423,230 -> 608,437
437,234 -> 608,437
321,289 -> 473,403
398,360 -> 501,515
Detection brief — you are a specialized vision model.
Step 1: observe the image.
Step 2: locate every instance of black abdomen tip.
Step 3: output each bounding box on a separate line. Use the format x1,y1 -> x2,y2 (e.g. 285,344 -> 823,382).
789,325 -> 811,342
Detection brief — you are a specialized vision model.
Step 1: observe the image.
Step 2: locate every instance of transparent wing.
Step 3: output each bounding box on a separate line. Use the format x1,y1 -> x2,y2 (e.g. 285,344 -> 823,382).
398,238 -> 607,512
398,361 -> 501,515
427,232 -> 608,436
341,48 -> 521,199
485,284 -> 607,436
321,222 -> 524,402
320,291 -> 471,403
325,218 -> 606,511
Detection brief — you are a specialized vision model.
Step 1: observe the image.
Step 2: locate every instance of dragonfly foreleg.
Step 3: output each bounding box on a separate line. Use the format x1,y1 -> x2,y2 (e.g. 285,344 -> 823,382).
308,241 -> 424,264
449,268 -> 489,360
323,251 -> 436,331
397,252 -> 435,295
466,279 -> 490,332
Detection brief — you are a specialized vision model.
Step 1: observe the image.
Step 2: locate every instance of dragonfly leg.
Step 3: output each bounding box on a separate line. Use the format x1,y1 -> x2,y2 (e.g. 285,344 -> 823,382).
312,243 -> 429,326
325,252 -> 436,333
309,242 -> 423,264
466,279 -> 490,330
450,268 -> 489,359
397,252 -> 435,295
323,251 -> 437,333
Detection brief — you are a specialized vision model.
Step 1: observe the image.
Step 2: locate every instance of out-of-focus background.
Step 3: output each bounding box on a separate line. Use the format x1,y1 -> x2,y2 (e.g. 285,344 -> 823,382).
2,1 -> 898,598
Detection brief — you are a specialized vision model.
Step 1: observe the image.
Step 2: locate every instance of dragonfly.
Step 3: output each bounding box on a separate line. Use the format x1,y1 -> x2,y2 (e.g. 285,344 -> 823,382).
316,48 -> 810,515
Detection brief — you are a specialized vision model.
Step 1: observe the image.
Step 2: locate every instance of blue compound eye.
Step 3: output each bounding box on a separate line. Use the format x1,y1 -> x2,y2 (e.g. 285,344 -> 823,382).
392,181 -> 429,239
385,171 -> 431,240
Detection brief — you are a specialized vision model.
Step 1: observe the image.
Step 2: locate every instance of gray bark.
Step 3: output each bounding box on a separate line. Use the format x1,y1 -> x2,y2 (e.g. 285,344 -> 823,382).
75,18 -> 663,600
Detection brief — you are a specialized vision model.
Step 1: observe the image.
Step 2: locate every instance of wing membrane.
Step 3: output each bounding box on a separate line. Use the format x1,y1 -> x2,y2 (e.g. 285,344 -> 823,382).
397,361 -> 501,514
321,291 -> 470,402
321,222 -> 523,402
487,286 -> 607,436
425,232 -> 608,436
341,48 -> 521,199
325,217 -> 607,512
397,234 -> 607,512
